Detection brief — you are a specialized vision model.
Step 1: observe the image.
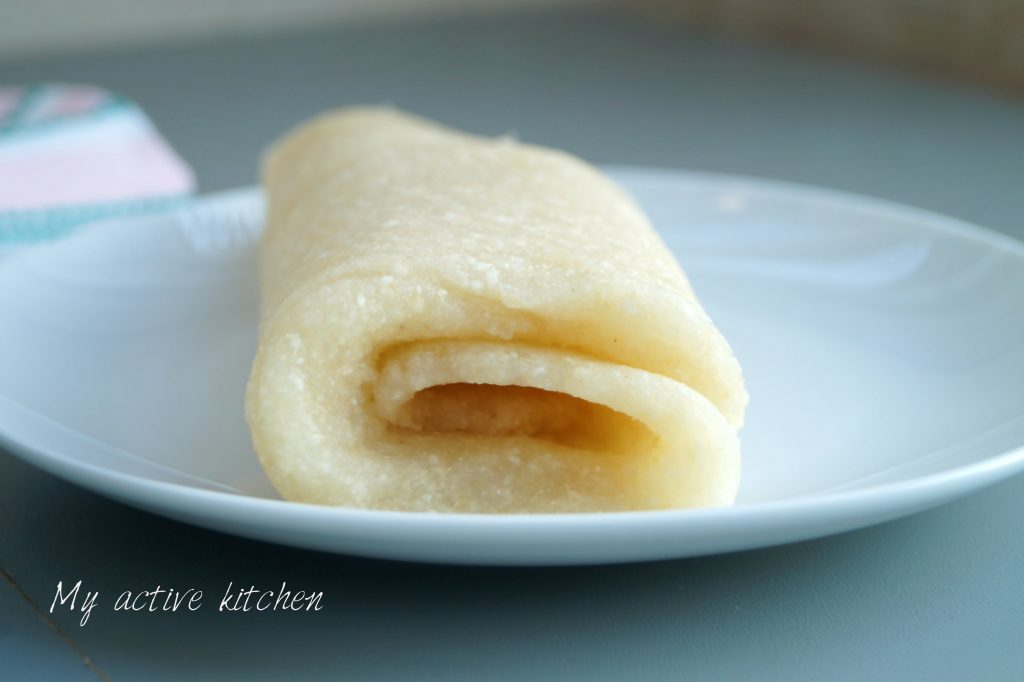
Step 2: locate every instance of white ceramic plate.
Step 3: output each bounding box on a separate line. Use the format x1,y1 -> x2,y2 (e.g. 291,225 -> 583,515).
1,167 -> 1023,566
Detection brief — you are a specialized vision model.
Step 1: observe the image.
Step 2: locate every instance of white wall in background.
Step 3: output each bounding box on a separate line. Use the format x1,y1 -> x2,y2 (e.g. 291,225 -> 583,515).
0,0 -> 605,58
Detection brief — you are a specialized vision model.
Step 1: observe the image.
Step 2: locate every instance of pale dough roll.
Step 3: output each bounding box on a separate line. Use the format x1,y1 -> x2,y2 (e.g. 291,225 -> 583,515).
246,107 -> 747,512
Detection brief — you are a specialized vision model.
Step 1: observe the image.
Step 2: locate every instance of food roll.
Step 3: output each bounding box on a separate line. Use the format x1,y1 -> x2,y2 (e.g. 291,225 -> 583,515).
246,107 -> 747,513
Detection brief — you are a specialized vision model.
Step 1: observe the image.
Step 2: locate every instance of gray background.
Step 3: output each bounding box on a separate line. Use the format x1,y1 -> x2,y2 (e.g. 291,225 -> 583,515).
1,9 -> 1023,680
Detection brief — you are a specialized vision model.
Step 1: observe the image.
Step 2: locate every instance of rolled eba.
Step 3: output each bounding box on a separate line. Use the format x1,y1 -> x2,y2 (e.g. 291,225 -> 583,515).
246,107 -> 748,513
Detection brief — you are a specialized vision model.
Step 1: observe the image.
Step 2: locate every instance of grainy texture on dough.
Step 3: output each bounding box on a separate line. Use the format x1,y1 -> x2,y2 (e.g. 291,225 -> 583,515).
246,107 -> 747,512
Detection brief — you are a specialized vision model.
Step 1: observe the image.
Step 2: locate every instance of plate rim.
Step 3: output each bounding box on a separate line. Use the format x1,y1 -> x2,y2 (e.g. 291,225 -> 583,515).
2,420 -> 1023,530
613,165 -> 1024,258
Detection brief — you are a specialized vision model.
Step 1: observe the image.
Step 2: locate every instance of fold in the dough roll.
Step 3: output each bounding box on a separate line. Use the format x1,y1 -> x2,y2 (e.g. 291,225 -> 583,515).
246,107 -> 747,513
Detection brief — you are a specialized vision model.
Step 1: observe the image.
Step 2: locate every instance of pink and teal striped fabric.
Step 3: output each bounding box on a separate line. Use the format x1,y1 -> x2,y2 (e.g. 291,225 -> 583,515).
0,84 -> 194,247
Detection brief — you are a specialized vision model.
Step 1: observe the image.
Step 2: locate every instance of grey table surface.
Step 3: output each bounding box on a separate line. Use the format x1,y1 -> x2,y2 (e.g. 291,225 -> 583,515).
1,9 -> 1023,681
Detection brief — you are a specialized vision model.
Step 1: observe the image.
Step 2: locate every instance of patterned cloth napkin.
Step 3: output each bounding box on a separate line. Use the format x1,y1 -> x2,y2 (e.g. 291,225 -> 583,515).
0,83 -> 194,250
